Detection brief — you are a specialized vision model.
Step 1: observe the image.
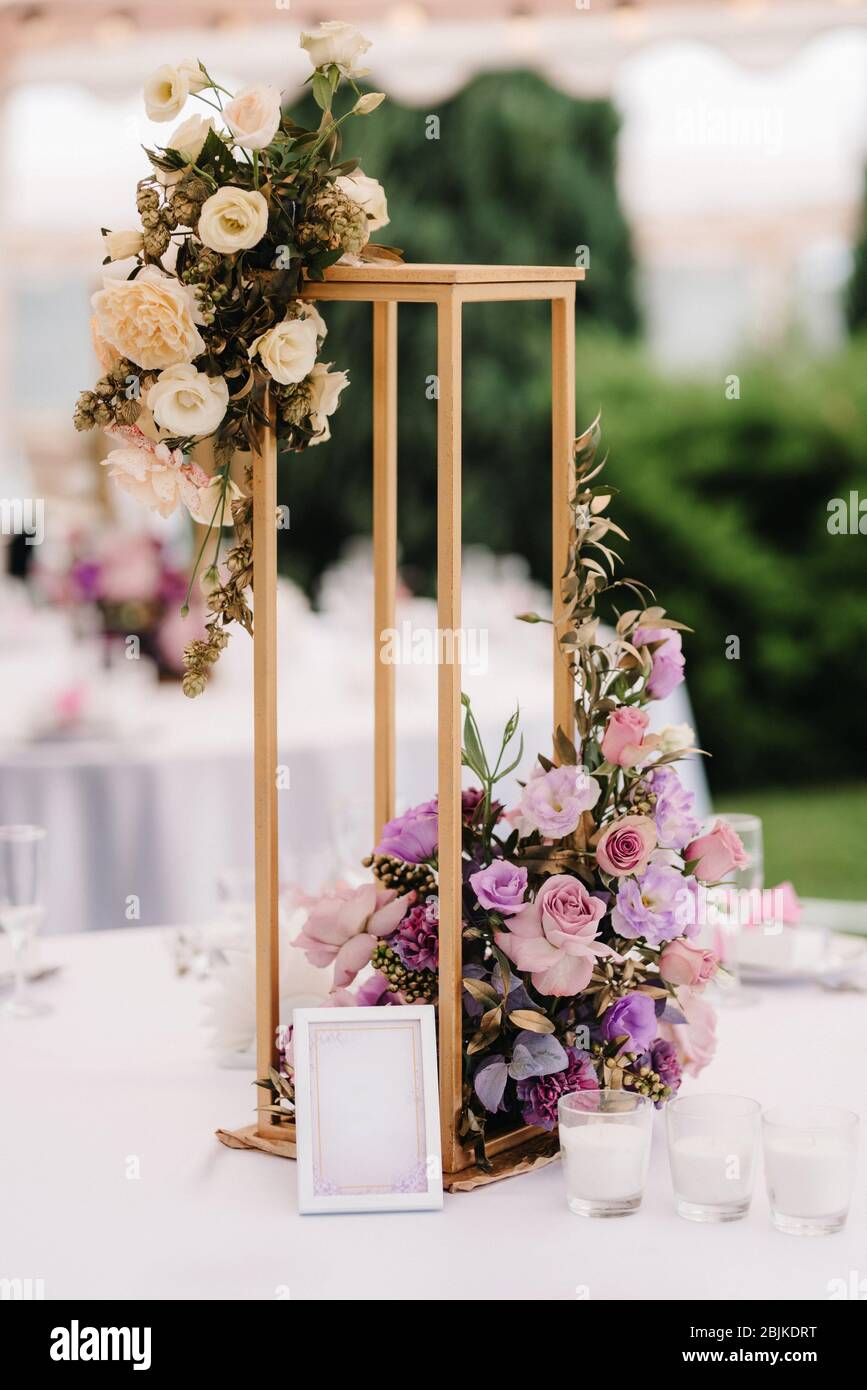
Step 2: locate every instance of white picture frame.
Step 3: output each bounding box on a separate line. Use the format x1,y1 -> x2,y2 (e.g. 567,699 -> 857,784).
293,1005 -> 444,1214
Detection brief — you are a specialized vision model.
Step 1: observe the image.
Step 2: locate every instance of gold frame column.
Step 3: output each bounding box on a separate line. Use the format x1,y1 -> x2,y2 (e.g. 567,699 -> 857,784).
253,395 -> 280,1137
552,285 -> 576,747
372,301 -> 398,841
435,287 -> 463,1172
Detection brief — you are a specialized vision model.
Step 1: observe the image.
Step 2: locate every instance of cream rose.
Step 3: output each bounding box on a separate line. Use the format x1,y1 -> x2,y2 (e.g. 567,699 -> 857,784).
178,57 -> 209,95
336,170 -> 389,231
249,317 -> 318,386
103,230 -> 144,262
300,21 -> 371,76
144,64 -> 190,123
307,362 -> 349,443
223,85 -> 281,151
198,186 -> 269,254
147,364 -> 229,437
91,267 -> 205,370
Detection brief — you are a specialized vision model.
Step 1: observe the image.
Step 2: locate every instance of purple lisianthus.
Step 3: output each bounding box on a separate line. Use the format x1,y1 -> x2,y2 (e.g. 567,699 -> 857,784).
469,860 -> 528,917
600,992 -> 658,1055
376,798 -> 438,864
516,1047 -> 599,1130
645,767 -> 702,851
636,626 -> 685,700
612,862 -> 699,947
392,898 -> 439,971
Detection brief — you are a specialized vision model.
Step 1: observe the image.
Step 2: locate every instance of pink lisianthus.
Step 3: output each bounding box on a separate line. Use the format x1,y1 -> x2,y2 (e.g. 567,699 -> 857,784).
658,937 -> 719,989
519,763 -> 600,839
595,814 -> 657,877
293,882 -> 414,988
685,820 -> 748,883
375,798 -> 438,864
635,626 -> 686,700
494,873 -> 619,996
600,707 -> 660,769
660,986 -> 717,1077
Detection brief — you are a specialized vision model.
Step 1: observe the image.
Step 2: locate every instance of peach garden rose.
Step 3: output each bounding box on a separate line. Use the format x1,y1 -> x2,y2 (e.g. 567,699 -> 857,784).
91,267 -> 205,370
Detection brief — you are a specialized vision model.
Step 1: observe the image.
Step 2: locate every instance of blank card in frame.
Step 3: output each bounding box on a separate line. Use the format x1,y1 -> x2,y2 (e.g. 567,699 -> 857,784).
293,1006 -> 444,1214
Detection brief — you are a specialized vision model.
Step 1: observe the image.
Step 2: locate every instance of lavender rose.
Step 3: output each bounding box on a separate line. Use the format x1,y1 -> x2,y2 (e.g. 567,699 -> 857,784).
494,874 -> 617,997
600,992 -> 657,1055
375,797 -> 438,863
469,860 -> 528,917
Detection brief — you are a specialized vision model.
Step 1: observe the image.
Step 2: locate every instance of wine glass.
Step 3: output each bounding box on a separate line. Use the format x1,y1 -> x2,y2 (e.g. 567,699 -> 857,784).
0,825 -> 49,1018
710,812 -> 763,1008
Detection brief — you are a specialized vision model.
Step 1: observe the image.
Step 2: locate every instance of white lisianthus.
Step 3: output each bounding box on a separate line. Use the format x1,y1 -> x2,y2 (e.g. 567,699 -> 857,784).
657,723 -> 695,756
178,57 -> 209,95
335,170 -> 389,231
144,64 -> 190,122
249,317 -> 318,386
103,229 -> 144,262
223,85 -> 281,151
198,186 -> 269,253
147,364 -> 229,437
353,92 -> 385,116
297,300 -> 327,341
307,362 -> 350,444
189,473 -> 243,527
155,113 -> 214,187
300,21 -> 371,76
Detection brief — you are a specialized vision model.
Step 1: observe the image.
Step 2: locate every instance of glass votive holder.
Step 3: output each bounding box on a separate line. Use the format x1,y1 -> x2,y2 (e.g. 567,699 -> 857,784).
666,1093 -> 760,1223
763,1104 -> 859,1236
558,1089 -> 653,1218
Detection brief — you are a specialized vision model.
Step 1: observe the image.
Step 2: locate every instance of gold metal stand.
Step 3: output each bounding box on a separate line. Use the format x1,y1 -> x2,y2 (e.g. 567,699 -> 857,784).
253,264 -> 583,1176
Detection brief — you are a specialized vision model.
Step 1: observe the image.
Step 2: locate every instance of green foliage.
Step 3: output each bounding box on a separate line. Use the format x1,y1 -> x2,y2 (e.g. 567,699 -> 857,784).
277,72 -> 639,592
717,785 -> 867,900
847,168 -> 867,332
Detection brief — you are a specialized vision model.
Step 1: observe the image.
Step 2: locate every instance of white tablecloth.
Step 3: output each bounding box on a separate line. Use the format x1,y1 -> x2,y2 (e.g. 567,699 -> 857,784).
2,926 -> 863,1301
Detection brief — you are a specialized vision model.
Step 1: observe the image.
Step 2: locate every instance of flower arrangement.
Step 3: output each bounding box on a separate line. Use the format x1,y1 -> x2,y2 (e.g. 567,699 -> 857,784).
73,22 -> 397,696
275,419 -> 740,1161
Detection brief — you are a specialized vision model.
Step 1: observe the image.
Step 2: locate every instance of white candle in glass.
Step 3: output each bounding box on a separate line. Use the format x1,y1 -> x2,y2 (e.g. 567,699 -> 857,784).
763,1105 -> 858,1236
666,1094 -> 760,1222
558,1090 -> 652,1217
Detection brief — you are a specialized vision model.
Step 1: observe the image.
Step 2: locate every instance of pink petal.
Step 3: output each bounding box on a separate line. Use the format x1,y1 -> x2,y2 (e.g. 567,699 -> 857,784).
332,933 -> 375,988
532,952 -> 593,997
369,890 -> 413,938
502,900 -> 543,939
502,933 -> 561,973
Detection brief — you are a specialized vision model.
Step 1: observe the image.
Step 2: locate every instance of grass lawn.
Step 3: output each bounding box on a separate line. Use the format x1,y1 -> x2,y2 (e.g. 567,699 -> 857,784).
715,784 -> 867,901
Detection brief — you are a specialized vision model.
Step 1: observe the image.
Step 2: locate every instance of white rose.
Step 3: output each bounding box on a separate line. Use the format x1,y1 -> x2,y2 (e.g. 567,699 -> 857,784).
249,318 -> 318,386
335,171 -> 389,231
657,723 -> 695,756
144,64 -> 190,123
300,21 -> 371,76
155,113 -> 214,187
223,85 -> 281,151
178,57 -> 209,95
103,230 -> 144,262
297,300 -> 327,341
307,362 -> 349,444
147,364 -> 229,437
198,186 -> 269,254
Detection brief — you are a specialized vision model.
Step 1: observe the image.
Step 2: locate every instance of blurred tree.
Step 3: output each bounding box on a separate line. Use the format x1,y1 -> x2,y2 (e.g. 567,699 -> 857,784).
277,71 -> 639,593
847,168 -> 867,331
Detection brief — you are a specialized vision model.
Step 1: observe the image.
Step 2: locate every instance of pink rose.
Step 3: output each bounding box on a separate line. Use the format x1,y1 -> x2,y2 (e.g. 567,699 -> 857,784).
658,937 -> 719,989
635,626 -> 685,700
660,986 -> 717,1077
494,873 -> 618,996
685,820 -> 748,883
600,707 -> 659,768
595,814 -> 657,877
519,763 -> 600,839
293,882 -> 414,987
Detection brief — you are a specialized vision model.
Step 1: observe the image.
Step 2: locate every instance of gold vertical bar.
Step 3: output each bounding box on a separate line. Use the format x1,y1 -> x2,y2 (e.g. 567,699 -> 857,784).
372,300 -> 398,841
436,289 -> 463,1172
253,390 -> 280,1136
552,287 -> 576,748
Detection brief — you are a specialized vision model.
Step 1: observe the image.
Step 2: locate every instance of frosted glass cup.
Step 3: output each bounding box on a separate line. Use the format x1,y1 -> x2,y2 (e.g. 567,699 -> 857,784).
558,1090 -> 653,1218
667,1093 -> 760,1222
763,1105 -> 859,1236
